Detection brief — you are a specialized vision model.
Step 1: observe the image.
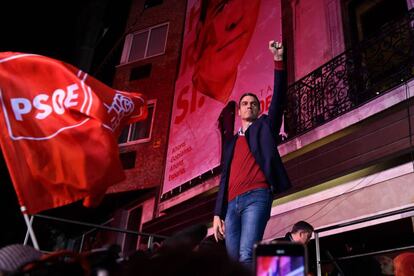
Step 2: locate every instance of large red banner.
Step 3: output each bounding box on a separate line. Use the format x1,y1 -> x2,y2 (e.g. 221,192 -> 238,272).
163,0 -> 282,195
0,52 -> 147,214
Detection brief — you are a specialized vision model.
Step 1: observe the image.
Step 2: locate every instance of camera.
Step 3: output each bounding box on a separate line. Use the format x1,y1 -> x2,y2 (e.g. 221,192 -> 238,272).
254,241 -> 308,276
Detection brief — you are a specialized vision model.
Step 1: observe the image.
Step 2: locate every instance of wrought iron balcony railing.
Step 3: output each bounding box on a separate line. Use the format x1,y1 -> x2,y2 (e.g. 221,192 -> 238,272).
284,9 -> 414,139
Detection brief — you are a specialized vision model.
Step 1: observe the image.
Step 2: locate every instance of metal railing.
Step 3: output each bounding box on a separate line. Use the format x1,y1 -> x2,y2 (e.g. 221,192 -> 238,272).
284,9 -> 414,139
24,214 -> 168,252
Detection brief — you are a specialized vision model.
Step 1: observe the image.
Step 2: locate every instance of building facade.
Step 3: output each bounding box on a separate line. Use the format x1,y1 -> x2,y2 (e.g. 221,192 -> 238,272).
101,0 -> 414,272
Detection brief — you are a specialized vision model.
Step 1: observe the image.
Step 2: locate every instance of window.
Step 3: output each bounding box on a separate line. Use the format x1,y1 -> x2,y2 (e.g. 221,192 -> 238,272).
118,100 -> 156,144
129,64 -> 152,81
120,23 -> 168,64
119,151 -> 137,169
344,0 -> 407,46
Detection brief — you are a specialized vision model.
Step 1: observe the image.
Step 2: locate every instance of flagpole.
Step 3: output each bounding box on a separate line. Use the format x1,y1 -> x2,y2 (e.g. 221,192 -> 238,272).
23,215 -> 34,246
21,206 -> 39,250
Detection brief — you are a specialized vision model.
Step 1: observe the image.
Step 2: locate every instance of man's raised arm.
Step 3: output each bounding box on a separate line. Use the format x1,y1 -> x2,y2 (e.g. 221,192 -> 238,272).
267,41 -> 287,133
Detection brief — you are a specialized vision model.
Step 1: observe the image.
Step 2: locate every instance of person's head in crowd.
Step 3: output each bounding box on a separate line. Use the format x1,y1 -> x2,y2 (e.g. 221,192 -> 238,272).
375,255 -> 394,275
156,224 -> 208,254
0,244 -> 43,274
195,234 -> 226,256
290,221 -> 314,245
192,0 -> 262,103
394,252 -> 414,276
9,244 -> 123,276
15,250 -> 91,276
124,243 -> 251,276
120,225 -> 250,276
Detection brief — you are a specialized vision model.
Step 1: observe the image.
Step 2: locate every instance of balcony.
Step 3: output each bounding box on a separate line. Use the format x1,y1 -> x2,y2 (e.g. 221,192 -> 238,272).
284,9 -> 414,139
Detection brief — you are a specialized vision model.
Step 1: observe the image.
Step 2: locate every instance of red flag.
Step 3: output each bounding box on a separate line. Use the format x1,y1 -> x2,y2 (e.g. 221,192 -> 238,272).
0,52 -> 147,214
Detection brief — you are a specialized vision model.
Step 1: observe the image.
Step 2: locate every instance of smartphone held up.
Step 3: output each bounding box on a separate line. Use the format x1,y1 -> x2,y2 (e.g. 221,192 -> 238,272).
254,241 -> 308,276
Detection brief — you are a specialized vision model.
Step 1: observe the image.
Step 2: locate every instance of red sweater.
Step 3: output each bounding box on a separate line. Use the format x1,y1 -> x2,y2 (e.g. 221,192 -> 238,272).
227,136 -> 268,201
227,61 -> 283,201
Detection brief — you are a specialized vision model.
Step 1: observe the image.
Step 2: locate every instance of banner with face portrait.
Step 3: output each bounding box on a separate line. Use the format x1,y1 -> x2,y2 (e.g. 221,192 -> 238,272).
162,0 -> 282,195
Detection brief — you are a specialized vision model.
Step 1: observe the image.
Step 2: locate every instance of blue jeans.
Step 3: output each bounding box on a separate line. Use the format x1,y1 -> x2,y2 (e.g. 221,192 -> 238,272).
225,188 -> 273,268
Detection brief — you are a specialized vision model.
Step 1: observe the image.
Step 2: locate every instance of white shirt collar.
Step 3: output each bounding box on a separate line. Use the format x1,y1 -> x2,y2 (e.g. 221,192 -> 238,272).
238,122 -> 252,136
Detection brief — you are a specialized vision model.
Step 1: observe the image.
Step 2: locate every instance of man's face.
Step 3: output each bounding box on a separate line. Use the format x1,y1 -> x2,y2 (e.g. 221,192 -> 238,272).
297,231 -> 312,245
193,0 -> 261,102
238,95 -> 260,121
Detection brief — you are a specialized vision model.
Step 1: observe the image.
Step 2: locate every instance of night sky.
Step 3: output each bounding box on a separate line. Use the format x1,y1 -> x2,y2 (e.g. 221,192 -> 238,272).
1,1 -> 84,62
0,0 -> 131,80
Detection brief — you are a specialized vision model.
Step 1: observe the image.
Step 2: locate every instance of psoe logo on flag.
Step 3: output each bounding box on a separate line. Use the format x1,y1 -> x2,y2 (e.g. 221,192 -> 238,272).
103,92 -> 136,131
0,80 -> 92,141
0,54 -> 94,141
0,53 -> 144,142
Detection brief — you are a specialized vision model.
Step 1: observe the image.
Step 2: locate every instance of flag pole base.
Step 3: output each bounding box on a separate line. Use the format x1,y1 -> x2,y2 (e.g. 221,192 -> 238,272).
21,206 -> 40,250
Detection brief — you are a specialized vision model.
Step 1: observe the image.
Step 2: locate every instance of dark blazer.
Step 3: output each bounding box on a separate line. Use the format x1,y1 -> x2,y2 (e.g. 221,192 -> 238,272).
273,232 -> 293,243
214,68 -> 292,218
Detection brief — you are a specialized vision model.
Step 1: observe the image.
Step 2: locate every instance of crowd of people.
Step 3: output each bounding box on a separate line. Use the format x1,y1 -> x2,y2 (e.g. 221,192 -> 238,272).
1,222 -> 414,276
0,224 -> 251,276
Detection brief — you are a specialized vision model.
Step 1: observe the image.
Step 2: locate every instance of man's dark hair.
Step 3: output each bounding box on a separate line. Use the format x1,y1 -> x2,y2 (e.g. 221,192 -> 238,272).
291,221 -> 314,233
238,93 -> 260,110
